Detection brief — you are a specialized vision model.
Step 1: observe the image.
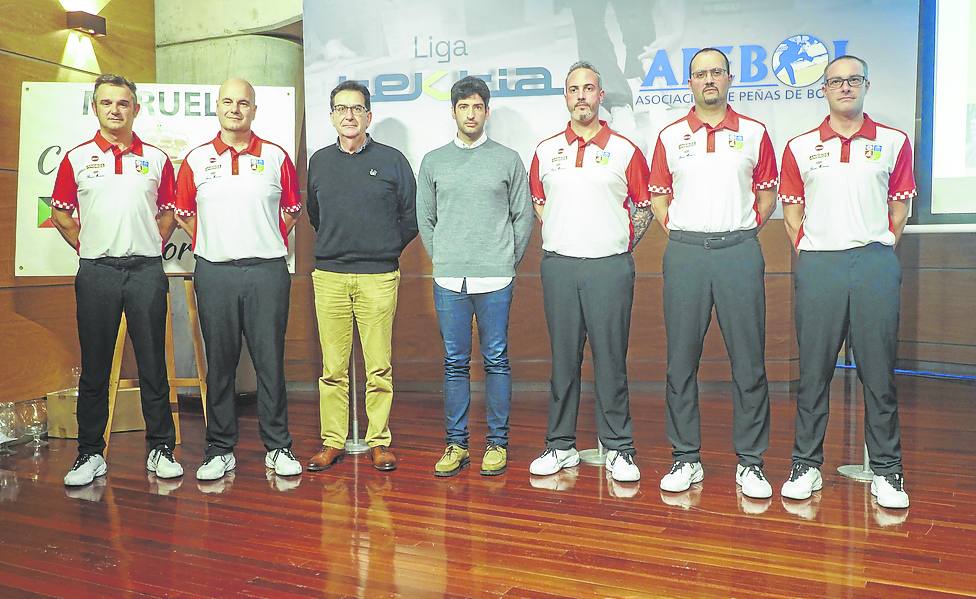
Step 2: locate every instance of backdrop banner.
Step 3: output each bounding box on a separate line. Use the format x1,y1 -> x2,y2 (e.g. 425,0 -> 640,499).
15,82 -> 297,277
303,0 -> 919,218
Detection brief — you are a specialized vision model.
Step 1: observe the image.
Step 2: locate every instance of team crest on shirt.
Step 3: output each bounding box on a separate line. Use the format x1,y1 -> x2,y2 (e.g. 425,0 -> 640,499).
728,134 -> 744,150
134,159 -> 150,175
864,144 -> 882,161
594,151 -> 611,165
369,169 -> 377,176
250,158 -> 265,172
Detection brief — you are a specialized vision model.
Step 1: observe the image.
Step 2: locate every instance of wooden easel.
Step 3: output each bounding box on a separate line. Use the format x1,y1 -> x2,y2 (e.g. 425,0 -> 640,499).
102,276 -> 208,455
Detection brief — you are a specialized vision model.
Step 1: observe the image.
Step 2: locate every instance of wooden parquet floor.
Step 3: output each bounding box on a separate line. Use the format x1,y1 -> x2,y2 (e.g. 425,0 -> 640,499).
1,372 -> 974,598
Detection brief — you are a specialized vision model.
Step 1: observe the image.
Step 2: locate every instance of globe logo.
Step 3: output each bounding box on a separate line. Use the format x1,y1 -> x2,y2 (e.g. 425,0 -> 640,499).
772,34 -> 830,87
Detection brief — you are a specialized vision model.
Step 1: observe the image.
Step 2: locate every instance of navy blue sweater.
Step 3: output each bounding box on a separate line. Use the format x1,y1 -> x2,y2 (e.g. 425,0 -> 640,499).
307,137 -> 418,273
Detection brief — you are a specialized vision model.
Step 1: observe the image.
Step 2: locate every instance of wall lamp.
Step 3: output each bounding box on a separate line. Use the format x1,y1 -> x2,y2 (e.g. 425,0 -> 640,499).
66,11 -> 106,37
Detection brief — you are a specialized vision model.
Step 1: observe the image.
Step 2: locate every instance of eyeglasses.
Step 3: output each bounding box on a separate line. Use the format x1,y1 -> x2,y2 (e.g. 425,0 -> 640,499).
824,76 -> 867,89
332,104 -> 368,116
691,68 -> 728,80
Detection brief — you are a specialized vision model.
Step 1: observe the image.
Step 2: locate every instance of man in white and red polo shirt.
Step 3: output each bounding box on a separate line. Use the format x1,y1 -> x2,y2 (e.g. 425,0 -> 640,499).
175,78 -> 303,482
527,61 -> 653,484
649,48 -> 779,500
51,74 -> 182,487
778,55 -> 914,509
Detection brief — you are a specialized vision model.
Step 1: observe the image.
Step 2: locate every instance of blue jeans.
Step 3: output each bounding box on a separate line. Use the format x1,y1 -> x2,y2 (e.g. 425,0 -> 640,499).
433,281 -> 514,448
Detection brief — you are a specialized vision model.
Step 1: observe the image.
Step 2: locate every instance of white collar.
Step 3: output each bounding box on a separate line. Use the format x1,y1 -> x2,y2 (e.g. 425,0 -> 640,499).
453,132 -> 487,149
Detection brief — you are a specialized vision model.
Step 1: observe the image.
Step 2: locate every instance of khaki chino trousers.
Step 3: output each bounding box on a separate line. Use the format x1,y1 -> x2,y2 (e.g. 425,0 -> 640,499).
312,269 -> 400,449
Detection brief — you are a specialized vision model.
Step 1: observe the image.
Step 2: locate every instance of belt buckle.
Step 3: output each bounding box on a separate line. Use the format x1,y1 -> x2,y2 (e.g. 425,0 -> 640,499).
704,235 -> 726,250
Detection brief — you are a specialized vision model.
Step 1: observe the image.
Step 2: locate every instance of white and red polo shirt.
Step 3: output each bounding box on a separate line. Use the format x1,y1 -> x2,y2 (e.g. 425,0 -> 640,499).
529,121 -> 650,258
778,114 -> 916,251
649,106 -> 778,233
175,133 -> 301,262
51,131 -> 175,259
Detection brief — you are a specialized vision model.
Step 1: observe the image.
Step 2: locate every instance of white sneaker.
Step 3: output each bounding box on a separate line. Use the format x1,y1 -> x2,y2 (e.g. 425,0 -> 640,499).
64,453 -> 107,486
606,450 -> 641,482
660,461 -> 704,493
871,473 -> 909,509
196,453 -> 236,481
606,471 -> 640,499
147,445 -> 184,479
781,462 -> 822,500
528,447 -> 580,476
265,448 -> 302,476
736,464 -> 772,499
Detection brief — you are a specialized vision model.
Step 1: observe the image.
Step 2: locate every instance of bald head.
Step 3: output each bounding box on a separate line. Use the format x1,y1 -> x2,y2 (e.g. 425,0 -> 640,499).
219,78 -> 256,104
217,78 -> 257,135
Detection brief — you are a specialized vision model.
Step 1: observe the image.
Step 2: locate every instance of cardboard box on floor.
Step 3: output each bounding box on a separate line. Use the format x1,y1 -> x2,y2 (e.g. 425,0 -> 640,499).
46,388 -> 146,439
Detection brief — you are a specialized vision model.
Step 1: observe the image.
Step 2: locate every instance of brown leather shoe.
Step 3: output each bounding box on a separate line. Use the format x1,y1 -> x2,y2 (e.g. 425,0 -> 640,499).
369,446 -> 397,471
307,447 -> 345,472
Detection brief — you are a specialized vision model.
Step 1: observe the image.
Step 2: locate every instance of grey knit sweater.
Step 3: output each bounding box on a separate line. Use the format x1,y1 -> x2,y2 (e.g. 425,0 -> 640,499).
416,138 -> 534,278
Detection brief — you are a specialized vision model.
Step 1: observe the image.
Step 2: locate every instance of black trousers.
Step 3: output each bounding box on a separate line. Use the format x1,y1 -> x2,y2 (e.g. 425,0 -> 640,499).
540,251 -> 636,454
662,230 -> 770,467
194,257 -> 292,456
75,256 -> 175,455
793,243 -> 903,475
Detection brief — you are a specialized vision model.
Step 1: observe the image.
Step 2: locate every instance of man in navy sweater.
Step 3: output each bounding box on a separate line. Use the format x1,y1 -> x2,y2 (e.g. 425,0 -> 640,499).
305,81 -> 418,473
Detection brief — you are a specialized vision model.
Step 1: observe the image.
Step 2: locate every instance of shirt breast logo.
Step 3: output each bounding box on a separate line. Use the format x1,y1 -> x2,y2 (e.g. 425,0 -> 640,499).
250,158 -> 265,173
369,169 -> 377,176
595,150 -> 611,165
864,144 -> 883,161
728,134 -> 744,150
134,159 -> 150,175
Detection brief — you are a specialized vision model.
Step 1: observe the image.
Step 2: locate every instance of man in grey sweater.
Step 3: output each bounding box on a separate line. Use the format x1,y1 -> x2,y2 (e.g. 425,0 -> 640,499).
416,76 -> 534,477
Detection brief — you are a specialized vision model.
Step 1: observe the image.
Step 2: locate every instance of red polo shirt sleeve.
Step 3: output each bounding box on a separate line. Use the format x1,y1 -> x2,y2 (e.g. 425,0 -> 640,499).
175,159 -> 198,216
529,152 -> 545,206
648,135 -> 673,196
778,144 -> 805,205
51,155 -> 78,212
157,159 -> 176,211
888,137 -> 916,202
626,147 -> 651,208
279,154 -> 302,213
753,130 -> 779,190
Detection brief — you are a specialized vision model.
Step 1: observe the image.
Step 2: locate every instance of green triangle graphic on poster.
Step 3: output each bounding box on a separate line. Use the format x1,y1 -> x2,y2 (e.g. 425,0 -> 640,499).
37,196 -> 54,228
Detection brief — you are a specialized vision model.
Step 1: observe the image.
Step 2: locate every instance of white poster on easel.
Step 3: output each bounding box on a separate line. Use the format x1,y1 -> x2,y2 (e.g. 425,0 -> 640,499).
15,82 -> 297,277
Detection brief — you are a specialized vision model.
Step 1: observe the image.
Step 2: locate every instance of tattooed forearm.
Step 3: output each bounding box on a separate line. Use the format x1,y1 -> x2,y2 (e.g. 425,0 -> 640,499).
631,205 -> 654,247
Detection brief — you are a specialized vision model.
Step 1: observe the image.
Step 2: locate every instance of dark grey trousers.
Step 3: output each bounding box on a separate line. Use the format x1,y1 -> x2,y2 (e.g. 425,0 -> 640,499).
793,242 -> 903,475
540,251 -> 636,454
194,257 -> 292,456
75,257 -> 175,455
663,230 -> 770,466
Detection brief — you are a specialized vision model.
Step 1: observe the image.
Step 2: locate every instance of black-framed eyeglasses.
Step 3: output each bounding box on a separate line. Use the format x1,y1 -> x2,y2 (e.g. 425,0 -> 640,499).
691,68 -> 728,80
824,76 -> 867,89
332,104 -> 368,116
